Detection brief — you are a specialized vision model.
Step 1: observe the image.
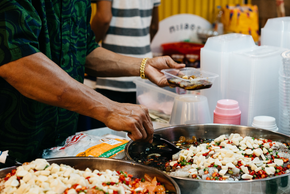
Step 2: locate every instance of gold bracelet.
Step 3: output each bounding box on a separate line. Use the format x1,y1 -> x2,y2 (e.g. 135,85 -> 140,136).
140,58 -> 148,79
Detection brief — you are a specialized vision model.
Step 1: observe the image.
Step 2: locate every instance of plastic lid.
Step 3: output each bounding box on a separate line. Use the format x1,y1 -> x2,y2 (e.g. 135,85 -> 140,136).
252,116 -> 279,132
214,99 -> 241,115
217,99 -> 239,109
263,17 -> 290,32
252,116 -> 276,126
203,33 -> 256,52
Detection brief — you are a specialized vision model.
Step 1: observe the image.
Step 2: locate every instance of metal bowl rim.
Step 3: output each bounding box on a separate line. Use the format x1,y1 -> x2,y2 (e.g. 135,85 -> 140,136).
0,157 -> 181,193
125,123 -> 290,183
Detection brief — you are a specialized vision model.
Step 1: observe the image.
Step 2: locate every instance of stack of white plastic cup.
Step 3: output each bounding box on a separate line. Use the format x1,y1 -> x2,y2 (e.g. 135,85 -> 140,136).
169,94 -> 211,125
278,50 -> 290,136
252,116 -> 278,132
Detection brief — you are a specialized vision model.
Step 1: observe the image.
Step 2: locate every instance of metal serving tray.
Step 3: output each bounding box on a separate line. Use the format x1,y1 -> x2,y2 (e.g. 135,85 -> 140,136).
125,124 -> 290,194
0,157 -> 180,194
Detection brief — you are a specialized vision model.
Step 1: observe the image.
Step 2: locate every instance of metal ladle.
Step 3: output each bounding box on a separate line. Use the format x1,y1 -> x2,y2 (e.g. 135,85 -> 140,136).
151,134 -> 182,158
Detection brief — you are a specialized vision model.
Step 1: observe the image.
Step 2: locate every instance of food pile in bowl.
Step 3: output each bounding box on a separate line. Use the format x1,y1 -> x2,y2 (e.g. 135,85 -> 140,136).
134,133 -> 290,181
0,159 -> 168,194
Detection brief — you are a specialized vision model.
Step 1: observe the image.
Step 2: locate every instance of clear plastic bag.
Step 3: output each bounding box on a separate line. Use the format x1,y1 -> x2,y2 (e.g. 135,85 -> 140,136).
42,132 -> 128,159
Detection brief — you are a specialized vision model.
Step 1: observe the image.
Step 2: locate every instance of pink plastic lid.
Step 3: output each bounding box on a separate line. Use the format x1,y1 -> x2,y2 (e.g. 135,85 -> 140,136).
214,99 -> 241,116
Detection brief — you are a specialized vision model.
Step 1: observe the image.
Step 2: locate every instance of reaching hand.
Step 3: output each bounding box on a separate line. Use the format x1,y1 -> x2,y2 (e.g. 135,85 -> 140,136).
145,56 -> 185,87
104,101 -> 154,143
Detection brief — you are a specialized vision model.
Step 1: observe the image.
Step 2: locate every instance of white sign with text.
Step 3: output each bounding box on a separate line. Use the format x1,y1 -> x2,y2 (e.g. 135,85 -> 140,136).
151,14 -> 212,53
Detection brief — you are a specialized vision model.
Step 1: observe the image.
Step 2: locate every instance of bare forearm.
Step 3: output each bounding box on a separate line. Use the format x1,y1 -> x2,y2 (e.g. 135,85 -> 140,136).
0,51 -> 184,142
150,6 -> 159,42
85,47 -> 142,77
0,52 -> 114,122
91,1 -> 112,43
91,12 -> 110,43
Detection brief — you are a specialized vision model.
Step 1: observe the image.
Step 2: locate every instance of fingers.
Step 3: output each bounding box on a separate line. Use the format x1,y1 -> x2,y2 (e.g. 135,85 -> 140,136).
126,105 -> 153,143
164,56 -> 185,69
144,56 -> 185,87
140,105 -> 154,142
145,64 -> 172,87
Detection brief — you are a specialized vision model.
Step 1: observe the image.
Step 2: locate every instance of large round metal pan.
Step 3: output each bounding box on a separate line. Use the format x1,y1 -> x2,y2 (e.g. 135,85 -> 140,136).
0,157 -> 180,194
125,124 -> 290,194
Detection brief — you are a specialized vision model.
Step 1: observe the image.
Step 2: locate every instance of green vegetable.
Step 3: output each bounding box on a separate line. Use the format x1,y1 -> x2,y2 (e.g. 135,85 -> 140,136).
180,160 -> 187,166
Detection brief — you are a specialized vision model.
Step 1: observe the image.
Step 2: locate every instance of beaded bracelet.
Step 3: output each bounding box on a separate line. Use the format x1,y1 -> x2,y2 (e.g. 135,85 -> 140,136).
140,58 -> 148,79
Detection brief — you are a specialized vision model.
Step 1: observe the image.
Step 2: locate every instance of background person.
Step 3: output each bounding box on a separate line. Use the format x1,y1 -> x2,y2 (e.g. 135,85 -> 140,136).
91,0 -> 160,104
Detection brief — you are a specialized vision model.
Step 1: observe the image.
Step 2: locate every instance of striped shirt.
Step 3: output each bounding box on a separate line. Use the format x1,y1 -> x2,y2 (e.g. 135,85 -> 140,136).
96,0 -> 160,92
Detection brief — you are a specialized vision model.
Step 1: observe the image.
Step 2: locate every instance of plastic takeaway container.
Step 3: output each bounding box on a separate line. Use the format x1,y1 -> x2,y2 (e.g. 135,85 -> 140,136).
227,46 -> 286,125
261,17 -> 290,49
161,67 -> 219,91
133,78 -> 194,122
252,116 -> 278,132
200,33 -> 256,122
201,33 -> 287,126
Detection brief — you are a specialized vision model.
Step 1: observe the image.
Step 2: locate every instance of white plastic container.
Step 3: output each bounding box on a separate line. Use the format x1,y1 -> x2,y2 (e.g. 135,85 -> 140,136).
261,17 -> 290,49
133,78 -> 194,121
201,33 -> 286,126
161,67 -> 218,91
200,33 -> 256,121
252,116 -> 278,132
227,46 -> 286,125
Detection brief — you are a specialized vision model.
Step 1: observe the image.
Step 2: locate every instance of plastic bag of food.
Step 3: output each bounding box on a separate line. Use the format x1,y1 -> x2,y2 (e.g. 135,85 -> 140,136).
42,132 -> 129,159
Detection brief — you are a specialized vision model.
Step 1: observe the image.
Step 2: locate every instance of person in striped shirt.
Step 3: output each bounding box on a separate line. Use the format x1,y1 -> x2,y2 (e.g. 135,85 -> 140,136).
91,0 -> 160,105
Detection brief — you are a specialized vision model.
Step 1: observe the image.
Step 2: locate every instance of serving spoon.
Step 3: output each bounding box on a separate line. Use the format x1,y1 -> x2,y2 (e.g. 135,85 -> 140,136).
152,134 -> 182,158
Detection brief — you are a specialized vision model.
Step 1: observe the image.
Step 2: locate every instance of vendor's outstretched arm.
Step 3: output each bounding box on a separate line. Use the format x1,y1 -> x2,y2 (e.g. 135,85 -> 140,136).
0,49 -> 184,142
85,47 -> 185,86
0,52 -> 154,142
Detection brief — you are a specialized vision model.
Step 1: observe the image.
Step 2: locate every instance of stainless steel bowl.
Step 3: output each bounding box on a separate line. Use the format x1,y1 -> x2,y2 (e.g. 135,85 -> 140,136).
125,124 -> 290,194
0,157 -> 180,194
